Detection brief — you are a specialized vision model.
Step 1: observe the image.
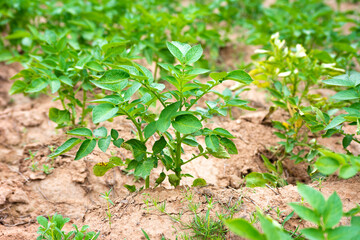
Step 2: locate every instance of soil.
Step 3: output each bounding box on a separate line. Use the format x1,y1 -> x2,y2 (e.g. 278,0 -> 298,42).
1,1 -> 360,239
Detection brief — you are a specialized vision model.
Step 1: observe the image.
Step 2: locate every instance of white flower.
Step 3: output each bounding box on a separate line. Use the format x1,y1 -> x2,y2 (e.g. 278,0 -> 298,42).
278,71 -> 291,77
322,63 -> 345,72
254,49 -> 269,54
294,44 -> 306,58
271,32 -> 280,40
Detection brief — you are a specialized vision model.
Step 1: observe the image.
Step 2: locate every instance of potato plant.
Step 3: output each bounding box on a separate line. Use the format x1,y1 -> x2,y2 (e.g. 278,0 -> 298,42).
226,184 -> 360,240
249,33 -> 345,174
49,42 -> 253,189
9,30 -> 136,128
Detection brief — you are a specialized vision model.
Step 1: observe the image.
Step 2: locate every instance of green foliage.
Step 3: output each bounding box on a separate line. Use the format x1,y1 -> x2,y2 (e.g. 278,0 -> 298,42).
226,184 -> 360,240
246,0 -> 359,68
49,42 -> 252,189
315,149 -> 360,179
36,213 -> 99,240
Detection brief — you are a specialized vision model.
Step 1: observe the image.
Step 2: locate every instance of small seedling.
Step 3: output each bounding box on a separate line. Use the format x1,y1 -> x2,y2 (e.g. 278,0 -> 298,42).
26,150 -> 38,172
36,213 -> 99,240
41,164 -> 54,175
100,188 -> 114,229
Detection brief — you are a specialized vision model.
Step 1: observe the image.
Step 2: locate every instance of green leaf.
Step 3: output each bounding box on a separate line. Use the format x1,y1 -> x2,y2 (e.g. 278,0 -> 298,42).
172,114 -> 202,134
92,103 -> 119,124
59,76 -> 73,86
155,172 -> 166,186
37,216 -> 48,228
324,115 -> 346,130
323,192 -> 343,229
93,162 -> 114,176
205,135 -> 220,152
339,165 -> 357,179
124,184 -> 136,192
25,78 -> 48,93
111,129 -> 118,140
208,145 -> 230,159
67,128 -> 92,137
332,89 -> 359,101
246,172 -> 267,187
93,127 -> 107,138
342,135 -> 352,149
93,156 -> 124,177
99,136 -> 111,152
152,136 -> 167,154
297,184 -> 326,214
220,138 -> 238,154
213,128 -> 235,138
327,226 -> 357,240
225,218 -> 264,240
75,139 -> 96,160
86,61 -> 105,72
289,203 -> 320,225
210,72 -> 227,81
113,138 -> 124,148
168,174 -> 180,187
301,228 -> 325,240
125,139 -> 147,161
49,138 -> 82,158
134,160 -> 153,179
192,178 -> 207,187
184,44 -> 203,64
50,79 -> 61,94
49,108 -> 70,125
98,69 -> 129,83
315,156 -> 340,175
144,121 -> 157,139
226,70 -> 253,84
10,80 -> 27,95
157,102 -> 180,133
258,214 -> 291,240
166,41 -> 184,63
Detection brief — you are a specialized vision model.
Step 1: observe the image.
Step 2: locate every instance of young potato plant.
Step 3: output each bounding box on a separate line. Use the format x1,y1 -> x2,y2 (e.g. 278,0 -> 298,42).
9,30 -> 134,128
225,184 -> 360,240
49,41 -> 253,189
322,71 -> 360,152
36,213 -> 99,240
250,33 -> 344,172
246,0 -> 358,68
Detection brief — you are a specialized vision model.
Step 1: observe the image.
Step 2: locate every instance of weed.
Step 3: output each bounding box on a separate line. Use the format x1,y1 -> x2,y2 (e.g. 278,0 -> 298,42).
25,150 -> 38,172
100,188 -> 114,229
41,164 -> 54,175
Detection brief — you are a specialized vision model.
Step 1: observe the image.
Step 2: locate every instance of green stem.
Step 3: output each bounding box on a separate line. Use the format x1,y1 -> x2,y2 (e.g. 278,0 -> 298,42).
145,176 -> 150,189
140,82 -> 166,107
186,82 -> 220,111
154,58 -> 159,81
181,152 -> 208,166
120,108 -> 144,142
175,131 -> 182,180
80,89 -> 87,126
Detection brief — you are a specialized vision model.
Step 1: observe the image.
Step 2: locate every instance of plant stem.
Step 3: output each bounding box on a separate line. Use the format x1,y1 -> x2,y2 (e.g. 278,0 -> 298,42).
80,89 -> 87,126
175,131 -> 182,181
181,152 -> 208,165
154,58 -> 159,81
186,82 -> 220,111
145,176 -> 150,189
